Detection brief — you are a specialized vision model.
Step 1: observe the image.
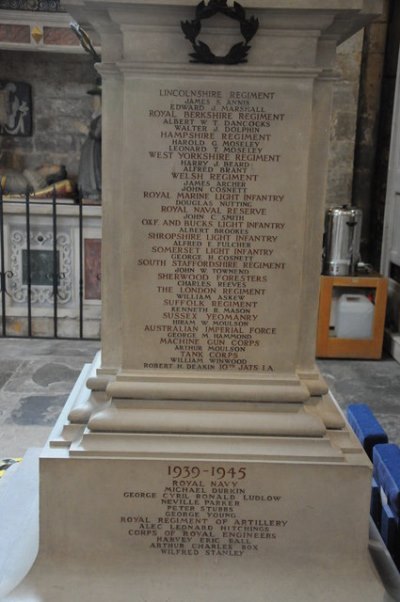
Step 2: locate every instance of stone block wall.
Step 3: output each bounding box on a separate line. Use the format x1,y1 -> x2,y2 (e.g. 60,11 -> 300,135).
0,50 -> 97,180
327,31 -> 364,207
366,0 -> 400,267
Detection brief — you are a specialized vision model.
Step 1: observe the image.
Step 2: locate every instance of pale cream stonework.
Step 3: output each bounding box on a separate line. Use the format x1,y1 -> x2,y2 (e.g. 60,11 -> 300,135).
1,2 -> 396,601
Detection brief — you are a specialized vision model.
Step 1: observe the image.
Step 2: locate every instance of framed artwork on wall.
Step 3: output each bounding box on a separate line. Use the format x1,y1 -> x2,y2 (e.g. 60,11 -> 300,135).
0,80 -> 32,137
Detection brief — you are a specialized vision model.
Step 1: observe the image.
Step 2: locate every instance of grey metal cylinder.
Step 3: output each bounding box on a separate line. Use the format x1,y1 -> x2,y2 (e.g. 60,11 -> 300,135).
323,205 -> 362,276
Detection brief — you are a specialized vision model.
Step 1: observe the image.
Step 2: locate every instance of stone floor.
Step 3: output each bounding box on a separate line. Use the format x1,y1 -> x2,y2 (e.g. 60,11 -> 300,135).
320,356 -> 400,446
0,338 -> 399,457
0,338 -> 99,458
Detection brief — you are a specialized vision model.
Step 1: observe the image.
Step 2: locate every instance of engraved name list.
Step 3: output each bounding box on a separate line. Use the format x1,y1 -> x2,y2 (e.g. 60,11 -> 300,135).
120,463 -> 287,558
132,82 -> 308,374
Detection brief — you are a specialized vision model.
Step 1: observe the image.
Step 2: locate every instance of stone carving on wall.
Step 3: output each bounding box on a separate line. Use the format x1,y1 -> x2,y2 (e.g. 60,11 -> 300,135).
70,22 -> 102,202
9,227 -> 73,306
0,80 -> 32,137
78,110 -> 101,202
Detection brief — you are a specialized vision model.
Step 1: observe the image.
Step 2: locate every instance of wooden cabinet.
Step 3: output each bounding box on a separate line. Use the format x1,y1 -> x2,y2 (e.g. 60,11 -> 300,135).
316,275 -> 388,359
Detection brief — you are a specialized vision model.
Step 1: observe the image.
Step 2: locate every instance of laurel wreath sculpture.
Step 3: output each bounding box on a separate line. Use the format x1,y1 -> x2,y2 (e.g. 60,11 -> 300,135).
181,0 -> 259,65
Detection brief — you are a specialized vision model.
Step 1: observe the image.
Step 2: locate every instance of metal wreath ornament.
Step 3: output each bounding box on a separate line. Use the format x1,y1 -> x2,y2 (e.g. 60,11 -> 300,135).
181,0 -> 259,65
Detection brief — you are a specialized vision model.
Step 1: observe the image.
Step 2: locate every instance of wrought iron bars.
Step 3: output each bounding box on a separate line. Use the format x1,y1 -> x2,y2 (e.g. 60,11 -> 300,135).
0,187 -> 100,339
0,185 -> 8,336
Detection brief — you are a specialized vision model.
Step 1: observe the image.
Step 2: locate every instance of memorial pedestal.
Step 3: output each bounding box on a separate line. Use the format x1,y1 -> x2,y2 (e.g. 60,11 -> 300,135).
0,1 -> 393,600
0,354 -> 394,601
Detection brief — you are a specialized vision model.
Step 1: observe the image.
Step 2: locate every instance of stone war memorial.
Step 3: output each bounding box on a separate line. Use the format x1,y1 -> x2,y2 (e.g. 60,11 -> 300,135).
1,0 -> 397,601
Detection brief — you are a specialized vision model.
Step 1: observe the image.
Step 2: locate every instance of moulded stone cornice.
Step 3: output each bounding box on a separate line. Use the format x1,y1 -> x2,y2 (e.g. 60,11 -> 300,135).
67,0 -> 382,38
113,62 -> 323,80
69,429 -> 351,460
96,61 -> 122,76
87,406 -> 325,435
76,0 -> 379,9
105,377 -> 311,403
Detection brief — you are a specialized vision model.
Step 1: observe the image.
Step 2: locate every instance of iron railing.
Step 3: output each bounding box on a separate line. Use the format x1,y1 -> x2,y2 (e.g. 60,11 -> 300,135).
0,186 -> 100,340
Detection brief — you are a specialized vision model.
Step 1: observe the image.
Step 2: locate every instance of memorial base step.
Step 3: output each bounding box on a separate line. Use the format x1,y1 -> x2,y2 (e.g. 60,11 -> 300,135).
0,360 -> 396,602
0,445 -> 394,602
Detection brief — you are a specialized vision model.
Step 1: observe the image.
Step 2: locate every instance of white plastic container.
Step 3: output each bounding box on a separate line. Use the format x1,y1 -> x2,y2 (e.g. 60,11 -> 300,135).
335,294 -> 374,339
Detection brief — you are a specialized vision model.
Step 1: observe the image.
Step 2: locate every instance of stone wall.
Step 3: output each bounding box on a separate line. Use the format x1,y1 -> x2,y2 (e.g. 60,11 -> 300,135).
0,50 -> 97,181
367,0 -> 400,267
327,31 -> 364,207
351,0 -> 392,265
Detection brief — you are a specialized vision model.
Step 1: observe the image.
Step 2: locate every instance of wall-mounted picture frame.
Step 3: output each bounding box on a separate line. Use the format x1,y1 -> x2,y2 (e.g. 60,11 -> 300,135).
0,80 -> 32,137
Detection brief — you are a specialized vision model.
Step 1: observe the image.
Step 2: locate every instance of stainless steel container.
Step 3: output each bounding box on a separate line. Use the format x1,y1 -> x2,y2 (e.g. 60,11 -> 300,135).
323,205 -> 362,276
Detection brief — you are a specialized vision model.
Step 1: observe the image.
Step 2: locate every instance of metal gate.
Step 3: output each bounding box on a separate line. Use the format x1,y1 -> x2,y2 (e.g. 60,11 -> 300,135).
0,186 -> 101,340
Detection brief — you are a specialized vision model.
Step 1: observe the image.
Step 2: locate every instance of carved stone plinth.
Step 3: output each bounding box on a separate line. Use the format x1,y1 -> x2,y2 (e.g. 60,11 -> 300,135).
2,2 -> 395,601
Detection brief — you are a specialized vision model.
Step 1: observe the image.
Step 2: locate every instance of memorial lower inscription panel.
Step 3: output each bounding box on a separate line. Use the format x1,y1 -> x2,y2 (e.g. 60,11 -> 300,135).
121,462 -> 287,558
123,78 -> 314,375
41,456 -> 370,563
